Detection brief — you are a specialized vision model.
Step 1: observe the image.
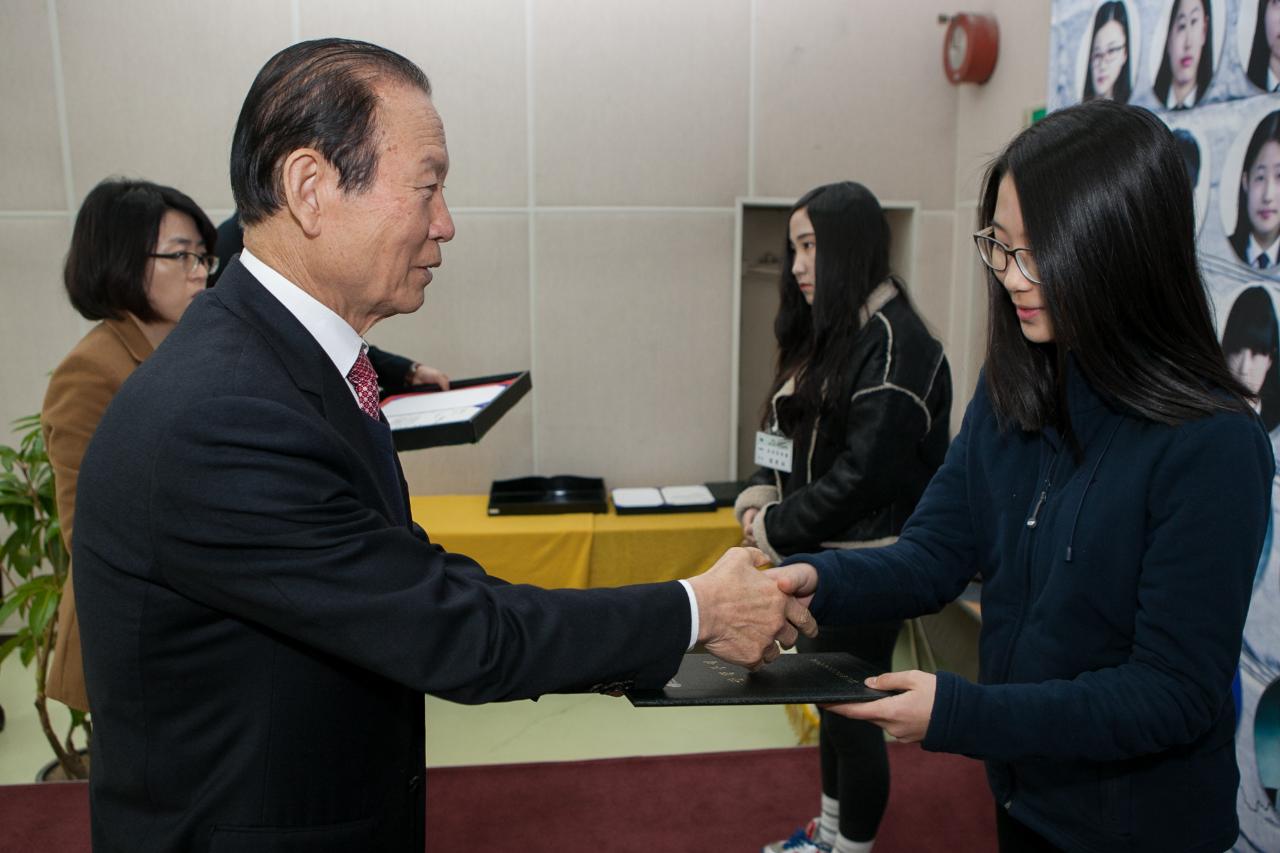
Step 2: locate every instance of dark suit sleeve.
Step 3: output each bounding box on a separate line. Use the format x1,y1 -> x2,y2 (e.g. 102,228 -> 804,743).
367,346 -> 414,393
148,395 -> 689,702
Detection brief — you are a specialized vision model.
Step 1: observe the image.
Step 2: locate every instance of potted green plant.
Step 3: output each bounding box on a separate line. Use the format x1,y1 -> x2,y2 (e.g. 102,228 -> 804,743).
0,413 -> 89,779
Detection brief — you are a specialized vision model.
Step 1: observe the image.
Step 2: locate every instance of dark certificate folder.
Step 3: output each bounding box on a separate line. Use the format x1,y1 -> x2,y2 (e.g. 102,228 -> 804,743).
382,371 -> 531,451
488,475 -> 608,515
627,652 -> 898,707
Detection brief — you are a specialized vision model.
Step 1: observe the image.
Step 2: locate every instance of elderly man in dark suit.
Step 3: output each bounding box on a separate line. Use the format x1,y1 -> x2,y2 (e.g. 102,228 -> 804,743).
209,211 -> 451,393
74,38 -> 813,853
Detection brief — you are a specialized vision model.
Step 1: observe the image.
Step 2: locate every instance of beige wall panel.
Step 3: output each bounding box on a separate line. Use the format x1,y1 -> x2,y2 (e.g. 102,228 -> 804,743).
370,213 -> 530,374
754,0 -> 958,209
299,0 -> 528,207
533,0 -> 749,206
953,1 -> 1054,205
965,251 -> 989,404
374,213 -> 531,494
57,0 -> 291,211
534,212 -> 735,485
1,2 -> 67,210
910,211 -> 955,346
0,219 -> 81,446
399,402 -> 534,496
947,204 -> 985,434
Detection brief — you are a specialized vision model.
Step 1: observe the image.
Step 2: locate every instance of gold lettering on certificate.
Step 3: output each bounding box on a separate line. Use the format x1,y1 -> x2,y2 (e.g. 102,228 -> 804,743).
700,657 -> 747,685
809,657 -> 859,685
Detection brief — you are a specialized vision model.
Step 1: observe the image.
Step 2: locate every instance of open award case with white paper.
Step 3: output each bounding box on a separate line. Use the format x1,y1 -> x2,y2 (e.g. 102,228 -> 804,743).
380,371 -> 531,451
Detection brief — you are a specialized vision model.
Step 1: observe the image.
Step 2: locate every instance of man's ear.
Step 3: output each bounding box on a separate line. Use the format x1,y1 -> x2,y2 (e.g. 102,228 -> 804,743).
280,148 -> 326,238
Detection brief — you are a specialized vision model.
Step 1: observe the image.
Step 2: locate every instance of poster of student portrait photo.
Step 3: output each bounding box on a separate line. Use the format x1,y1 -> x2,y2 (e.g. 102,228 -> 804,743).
1079,1 -> 1142,102
1053,0 -> 1230,114
1150,0 -> 1224,108
1221,284 -> 1280,431
1222,107 -> 1280,270
1239,0 -> 1280,93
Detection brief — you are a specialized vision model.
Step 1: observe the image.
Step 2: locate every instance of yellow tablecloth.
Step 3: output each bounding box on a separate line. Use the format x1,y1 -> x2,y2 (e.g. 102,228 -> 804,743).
590,507 -> 744,588
408,495 -> 742,589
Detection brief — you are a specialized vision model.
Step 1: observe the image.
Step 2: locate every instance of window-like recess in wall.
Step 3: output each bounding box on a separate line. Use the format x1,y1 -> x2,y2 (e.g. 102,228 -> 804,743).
731,200 -> 915,479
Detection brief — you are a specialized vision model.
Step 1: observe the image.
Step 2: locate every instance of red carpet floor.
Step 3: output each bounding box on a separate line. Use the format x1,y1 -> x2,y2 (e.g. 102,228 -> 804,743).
0,745 -> 994,852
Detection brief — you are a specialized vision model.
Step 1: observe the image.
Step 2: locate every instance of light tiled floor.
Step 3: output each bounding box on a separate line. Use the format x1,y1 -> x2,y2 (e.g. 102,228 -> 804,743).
0,658 -> 800,784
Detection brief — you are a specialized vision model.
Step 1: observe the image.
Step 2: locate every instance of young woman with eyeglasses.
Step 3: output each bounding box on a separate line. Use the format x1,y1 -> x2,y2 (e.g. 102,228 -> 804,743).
735,182 -> 951,853
1083,1 -> 1132,103
41,177 -> 218,713
766,100 -> 1272,852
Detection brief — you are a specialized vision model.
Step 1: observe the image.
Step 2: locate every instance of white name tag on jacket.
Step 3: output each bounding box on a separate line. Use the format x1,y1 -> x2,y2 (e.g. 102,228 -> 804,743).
755,431 -> 794,473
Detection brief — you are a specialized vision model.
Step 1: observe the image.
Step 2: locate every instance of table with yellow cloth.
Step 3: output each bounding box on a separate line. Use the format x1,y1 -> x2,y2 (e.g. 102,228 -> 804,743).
408,495 -> 743,589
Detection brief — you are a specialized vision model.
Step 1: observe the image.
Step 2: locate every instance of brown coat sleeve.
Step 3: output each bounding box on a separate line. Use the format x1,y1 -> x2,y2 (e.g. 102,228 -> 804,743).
40,320 -> 150,711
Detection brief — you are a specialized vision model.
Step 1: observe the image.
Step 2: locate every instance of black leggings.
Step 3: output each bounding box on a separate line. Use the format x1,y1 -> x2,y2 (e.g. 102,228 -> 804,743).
798,621 -> 901,843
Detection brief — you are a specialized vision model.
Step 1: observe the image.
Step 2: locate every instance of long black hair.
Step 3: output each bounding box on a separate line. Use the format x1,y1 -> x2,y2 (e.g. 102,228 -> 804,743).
1082,2 -> 1133,103
979,99 -> 1250,432
763,181 -> 895,433
1153,0 -> 1214,106
1223,285 -> 1280,431
1247,0 -> 1278,91
1231,110 -> 1280,260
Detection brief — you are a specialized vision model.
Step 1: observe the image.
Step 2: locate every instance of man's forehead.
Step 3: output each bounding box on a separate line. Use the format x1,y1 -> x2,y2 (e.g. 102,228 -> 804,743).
418,104 -> 449,172
377,83 -> 449,172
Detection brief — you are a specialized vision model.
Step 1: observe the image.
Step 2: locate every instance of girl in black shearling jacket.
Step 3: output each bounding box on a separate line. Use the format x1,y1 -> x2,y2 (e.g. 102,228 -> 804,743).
738,182 -> 951,853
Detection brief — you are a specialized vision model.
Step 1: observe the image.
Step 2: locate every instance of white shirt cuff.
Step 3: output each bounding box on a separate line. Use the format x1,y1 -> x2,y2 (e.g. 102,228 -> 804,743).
677,579 -> 699,651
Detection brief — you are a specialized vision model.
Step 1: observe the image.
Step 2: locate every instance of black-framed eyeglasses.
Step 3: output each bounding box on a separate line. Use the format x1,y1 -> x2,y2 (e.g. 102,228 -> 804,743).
149,251 -> 219,276
973,227 -> 1040,284
1090,44 -> 1126,65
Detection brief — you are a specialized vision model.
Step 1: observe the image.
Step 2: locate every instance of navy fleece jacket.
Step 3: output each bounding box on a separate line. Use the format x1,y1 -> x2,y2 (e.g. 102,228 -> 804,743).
798,365 -> 1273,853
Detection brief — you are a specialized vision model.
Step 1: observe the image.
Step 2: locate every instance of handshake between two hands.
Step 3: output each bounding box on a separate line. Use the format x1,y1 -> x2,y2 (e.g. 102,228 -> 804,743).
685,546 -> 819,670
684,547 -> 938,744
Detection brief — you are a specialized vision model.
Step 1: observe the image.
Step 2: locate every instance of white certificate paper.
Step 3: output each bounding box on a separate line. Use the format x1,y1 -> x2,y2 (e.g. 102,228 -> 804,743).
380,383 -> 506,430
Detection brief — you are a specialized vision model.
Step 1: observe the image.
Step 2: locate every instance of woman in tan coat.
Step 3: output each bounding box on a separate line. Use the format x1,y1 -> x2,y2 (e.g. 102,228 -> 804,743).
42,178 -> 218,711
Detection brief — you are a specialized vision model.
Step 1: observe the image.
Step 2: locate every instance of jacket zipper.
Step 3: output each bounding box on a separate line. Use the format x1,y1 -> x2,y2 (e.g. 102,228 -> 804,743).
1000,441 -> 1062,684
996,442 -> 1062,813
1026,488 -> 1049,528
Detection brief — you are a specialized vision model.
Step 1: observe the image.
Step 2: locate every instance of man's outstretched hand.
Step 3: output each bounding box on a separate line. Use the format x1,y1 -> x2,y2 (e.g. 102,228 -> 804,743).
687,547 -> 818,669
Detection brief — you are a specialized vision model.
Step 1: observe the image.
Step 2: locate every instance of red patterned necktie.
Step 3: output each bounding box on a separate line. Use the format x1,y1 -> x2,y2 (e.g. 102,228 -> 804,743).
347,346 -> 381,421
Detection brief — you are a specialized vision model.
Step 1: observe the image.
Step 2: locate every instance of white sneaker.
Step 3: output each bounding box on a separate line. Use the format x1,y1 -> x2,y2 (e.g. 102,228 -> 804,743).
762,818 -> 830,853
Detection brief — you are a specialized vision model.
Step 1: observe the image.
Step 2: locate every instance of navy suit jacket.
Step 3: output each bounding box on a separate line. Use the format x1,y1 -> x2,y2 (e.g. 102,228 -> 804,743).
74,260 -> 689,853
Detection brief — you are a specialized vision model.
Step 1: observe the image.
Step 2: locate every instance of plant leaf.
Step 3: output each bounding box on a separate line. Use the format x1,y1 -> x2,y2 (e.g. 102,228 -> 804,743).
0,632 -> 27,668
29,588 -> 57,638
0,583 -> 34,624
